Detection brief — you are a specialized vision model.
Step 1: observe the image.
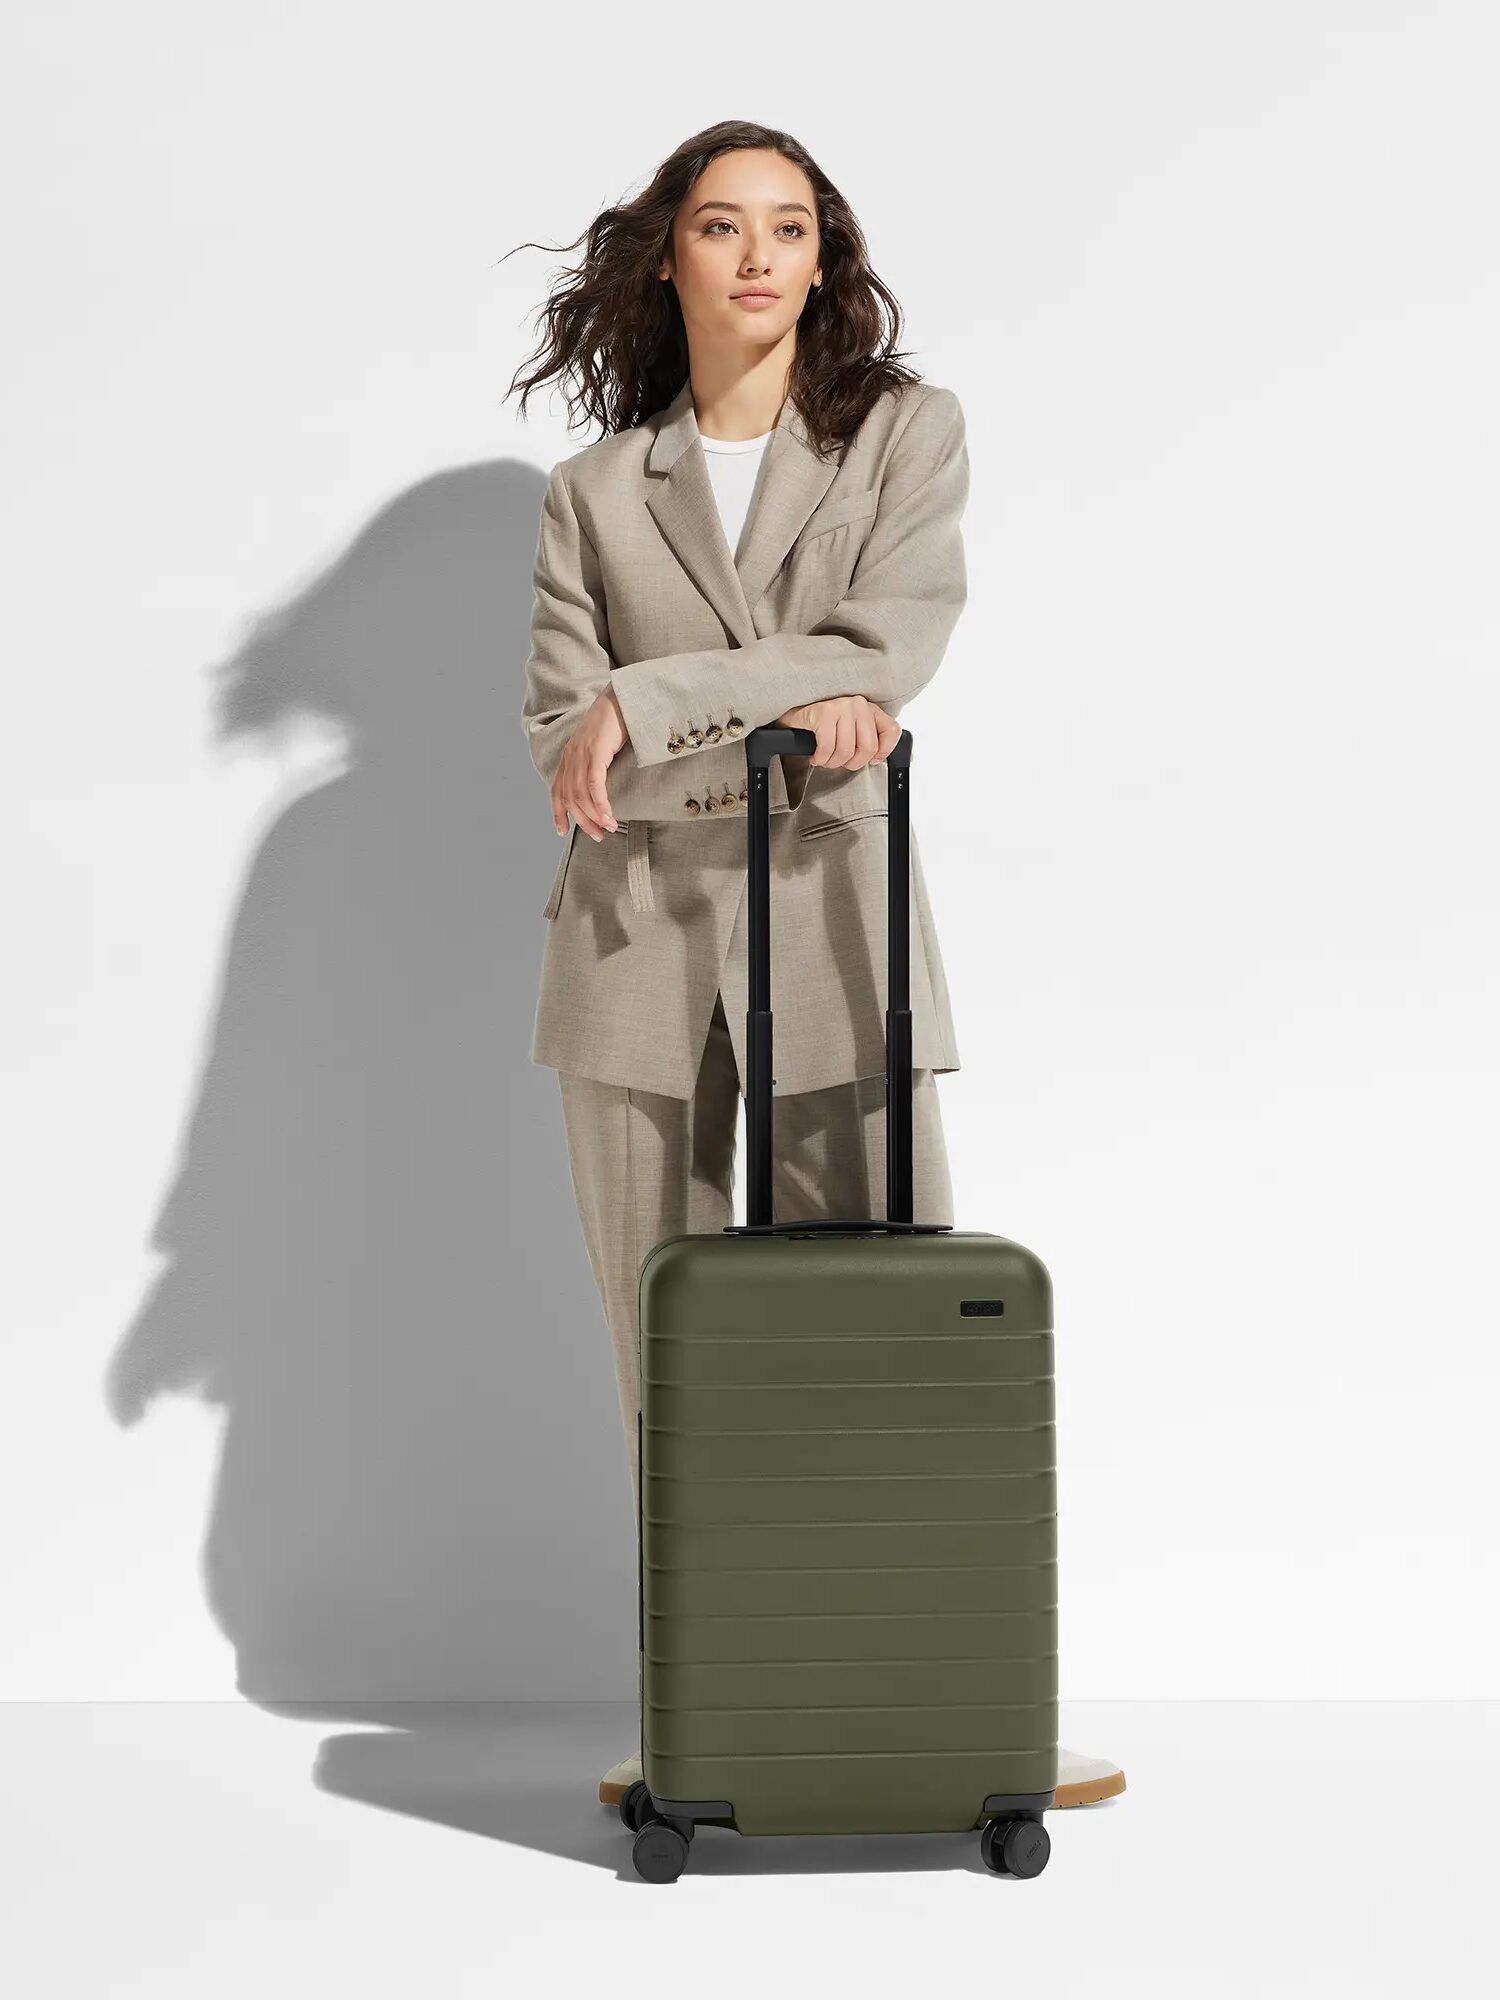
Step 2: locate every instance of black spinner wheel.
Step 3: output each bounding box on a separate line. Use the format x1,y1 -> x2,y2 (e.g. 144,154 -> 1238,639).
618,1779 -> 654,1832
980,1813 -> 1051,1878
632,1818 -> 691,1883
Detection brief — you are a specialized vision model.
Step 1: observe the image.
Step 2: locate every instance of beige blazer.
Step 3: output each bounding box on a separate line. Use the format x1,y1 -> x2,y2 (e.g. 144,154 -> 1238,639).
519,375 -> 969,1101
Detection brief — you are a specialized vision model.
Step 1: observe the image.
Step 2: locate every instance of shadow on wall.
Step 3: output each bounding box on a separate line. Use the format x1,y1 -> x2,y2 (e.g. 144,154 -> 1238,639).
101,460 -> 639,1712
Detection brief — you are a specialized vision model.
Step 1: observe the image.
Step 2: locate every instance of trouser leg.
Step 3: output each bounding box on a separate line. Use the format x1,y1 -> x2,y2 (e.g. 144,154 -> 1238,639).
554,991 -> 741,1516
556,995 -> 953,1502
770,1066 -> 955,1228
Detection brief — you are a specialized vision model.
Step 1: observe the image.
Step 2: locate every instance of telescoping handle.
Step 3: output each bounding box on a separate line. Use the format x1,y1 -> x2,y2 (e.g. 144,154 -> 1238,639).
728,724 -> 952,1238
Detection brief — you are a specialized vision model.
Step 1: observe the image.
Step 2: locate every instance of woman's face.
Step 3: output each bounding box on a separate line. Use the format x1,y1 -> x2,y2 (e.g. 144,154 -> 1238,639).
661,148 -> 822,354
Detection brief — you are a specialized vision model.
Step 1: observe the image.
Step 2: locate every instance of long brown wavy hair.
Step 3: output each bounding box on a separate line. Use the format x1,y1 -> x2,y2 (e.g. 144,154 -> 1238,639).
502,120 -> 923,461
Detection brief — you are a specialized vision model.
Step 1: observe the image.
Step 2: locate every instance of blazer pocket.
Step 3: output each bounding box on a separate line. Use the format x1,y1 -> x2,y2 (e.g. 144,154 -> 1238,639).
797,493 -> 879,544
798,806 -> 890,841
541,823 -> 578,919
787,500 -> 880,619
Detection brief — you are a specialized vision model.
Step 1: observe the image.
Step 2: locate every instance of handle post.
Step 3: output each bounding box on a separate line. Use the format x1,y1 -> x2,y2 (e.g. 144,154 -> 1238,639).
741,724 -> 919,1231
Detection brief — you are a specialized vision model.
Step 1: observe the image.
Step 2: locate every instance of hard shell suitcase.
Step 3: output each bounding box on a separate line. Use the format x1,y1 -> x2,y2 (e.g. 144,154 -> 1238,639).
626,725 -> 1058,1883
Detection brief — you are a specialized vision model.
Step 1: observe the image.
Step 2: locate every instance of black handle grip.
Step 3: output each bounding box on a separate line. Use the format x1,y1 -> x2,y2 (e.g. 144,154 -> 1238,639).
733,723 -> 941,1235
745,725 -> 912,773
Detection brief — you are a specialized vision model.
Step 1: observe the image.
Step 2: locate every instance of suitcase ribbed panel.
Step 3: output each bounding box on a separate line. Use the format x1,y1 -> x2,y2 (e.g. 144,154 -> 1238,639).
639,1230 -> 1058,1836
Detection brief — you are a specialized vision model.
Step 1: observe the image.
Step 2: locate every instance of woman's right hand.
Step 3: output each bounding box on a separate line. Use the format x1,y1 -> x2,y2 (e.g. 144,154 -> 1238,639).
774,695 -> 902,770
552,687 -> 627,841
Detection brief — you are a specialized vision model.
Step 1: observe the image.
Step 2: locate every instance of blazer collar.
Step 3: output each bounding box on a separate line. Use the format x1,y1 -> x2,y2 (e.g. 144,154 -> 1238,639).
645,379 -> 840,647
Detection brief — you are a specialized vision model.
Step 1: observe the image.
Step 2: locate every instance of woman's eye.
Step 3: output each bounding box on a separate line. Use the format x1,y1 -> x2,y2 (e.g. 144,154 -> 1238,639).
703,221 -> 807,238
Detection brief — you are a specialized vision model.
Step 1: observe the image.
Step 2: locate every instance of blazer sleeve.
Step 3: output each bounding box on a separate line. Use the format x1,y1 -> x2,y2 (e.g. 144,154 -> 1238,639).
517,456 -> 659,816
607,386 -> 968,768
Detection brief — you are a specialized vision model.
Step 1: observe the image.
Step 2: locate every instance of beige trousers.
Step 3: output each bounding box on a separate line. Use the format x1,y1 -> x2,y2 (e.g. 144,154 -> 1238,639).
556,990 -> 956,1515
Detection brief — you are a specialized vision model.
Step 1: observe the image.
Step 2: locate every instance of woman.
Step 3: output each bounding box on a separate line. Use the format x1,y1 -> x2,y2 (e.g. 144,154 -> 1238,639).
509,120 -> 1124,1813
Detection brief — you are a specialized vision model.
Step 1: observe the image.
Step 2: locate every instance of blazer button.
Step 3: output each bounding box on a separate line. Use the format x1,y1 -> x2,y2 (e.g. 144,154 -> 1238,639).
725,711 -> 745,738
703,716 -> 724,744
719,788 -> 739,811
703,791 -> 719,812
684,796 -> 701,815
667,728 -> 686,755
686,723 -> 705,749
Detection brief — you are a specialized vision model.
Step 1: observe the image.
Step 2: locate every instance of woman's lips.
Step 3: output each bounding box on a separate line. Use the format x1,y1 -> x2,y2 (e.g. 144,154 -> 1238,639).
731,293 -> 779,309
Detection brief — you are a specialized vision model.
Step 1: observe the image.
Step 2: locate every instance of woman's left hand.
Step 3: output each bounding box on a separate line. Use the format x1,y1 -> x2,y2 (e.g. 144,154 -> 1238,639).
774,696 -> 902,770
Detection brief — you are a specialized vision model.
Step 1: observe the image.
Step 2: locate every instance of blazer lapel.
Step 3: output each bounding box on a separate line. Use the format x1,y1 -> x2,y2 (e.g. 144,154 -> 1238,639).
645,380 -> 841,646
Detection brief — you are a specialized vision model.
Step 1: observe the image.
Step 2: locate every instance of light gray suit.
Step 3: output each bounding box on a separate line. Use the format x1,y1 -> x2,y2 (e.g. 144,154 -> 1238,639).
519,375 -> 970,1101
519,375 -> 968,1517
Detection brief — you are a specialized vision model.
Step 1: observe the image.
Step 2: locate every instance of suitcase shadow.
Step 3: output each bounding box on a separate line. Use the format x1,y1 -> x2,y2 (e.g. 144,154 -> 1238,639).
290,1700 -> 1077,1876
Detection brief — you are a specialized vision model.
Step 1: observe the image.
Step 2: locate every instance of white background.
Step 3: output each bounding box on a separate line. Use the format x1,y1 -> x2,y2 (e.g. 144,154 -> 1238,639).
4,1 -> 1495,1706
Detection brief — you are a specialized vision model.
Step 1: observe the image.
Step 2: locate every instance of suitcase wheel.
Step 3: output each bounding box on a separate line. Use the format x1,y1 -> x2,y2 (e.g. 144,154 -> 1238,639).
618,1779 -> 653,1833
980,1813 -> 1051,1878
632,1816 -> 691,1883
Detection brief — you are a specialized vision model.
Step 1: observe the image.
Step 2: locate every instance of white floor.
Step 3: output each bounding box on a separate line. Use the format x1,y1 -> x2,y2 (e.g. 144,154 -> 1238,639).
3,1701 -> 1492,1997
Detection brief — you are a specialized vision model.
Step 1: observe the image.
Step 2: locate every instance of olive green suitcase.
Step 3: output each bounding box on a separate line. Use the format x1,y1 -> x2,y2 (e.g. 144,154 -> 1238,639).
624,725 -> 1058,1883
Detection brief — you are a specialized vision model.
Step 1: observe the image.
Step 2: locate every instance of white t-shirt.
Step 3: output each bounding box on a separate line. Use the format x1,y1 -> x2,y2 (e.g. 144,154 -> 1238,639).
698,429 -> 774,561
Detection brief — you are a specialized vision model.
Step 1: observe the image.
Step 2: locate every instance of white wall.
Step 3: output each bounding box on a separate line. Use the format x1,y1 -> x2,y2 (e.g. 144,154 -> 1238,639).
4,2 -> 1494,1703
